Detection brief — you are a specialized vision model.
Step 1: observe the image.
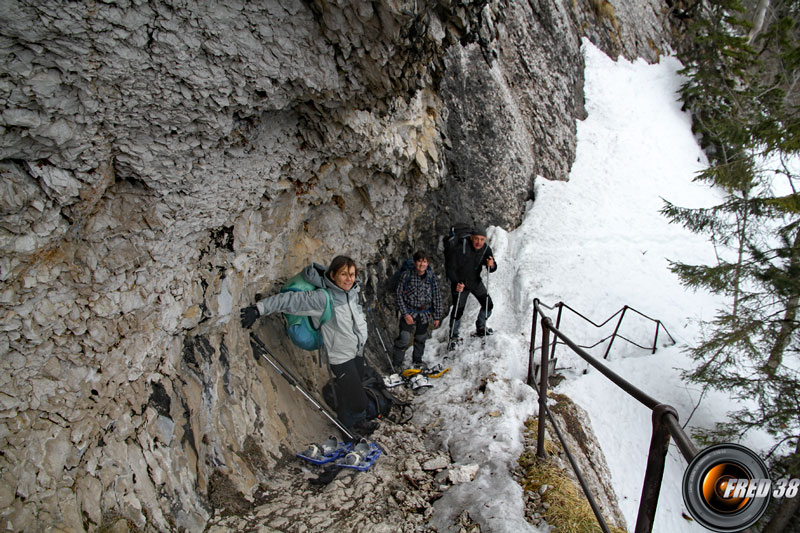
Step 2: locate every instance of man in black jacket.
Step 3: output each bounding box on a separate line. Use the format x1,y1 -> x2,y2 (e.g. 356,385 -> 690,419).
444,225 -> 497,349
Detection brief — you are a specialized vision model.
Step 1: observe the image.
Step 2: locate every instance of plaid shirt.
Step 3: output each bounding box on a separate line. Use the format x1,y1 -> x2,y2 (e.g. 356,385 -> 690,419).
396,269 -> 443,321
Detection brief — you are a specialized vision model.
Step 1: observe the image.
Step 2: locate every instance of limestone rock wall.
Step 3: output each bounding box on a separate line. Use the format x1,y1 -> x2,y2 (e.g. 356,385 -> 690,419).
0,0 -> 676,530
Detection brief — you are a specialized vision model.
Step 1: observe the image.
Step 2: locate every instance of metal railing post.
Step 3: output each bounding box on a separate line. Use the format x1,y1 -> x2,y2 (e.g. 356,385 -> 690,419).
634,404 -> 677,533
603,305 -> 628,359
549,309 -> 560,362
536,317 -> 552,459
662,412 -> 699,460
652,322 -> 661,354
529,299 -> 700,533
528,300 -> 540,386
550,302 -> 564,360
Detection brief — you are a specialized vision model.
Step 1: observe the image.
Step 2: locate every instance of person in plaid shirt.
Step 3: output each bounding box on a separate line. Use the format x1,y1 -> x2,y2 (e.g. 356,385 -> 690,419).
391,250 -> 444,369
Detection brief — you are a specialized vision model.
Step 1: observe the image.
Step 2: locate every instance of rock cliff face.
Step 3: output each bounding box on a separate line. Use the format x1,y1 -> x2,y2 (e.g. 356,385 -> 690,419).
0,0 -> 675,530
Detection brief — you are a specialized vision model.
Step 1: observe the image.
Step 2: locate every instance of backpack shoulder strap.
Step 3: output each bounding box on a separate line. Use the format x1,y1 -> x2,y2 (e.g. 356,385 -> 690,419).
308,288 -> 333,331
401,268 -> 413,293
320,288 -> 333,325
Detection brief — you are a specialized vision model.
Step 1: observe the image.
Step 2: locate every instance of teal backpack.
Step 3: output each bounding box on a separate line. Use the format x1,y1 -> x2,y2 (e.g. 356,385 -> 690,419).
280,270 -> 333,351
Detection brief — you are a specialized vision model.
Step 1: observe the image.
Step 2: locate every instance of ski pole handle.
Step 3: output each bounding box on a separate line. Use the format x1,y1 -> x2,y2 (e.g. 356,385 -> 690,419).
250,333 -> 356,441
250,335 -> 297,387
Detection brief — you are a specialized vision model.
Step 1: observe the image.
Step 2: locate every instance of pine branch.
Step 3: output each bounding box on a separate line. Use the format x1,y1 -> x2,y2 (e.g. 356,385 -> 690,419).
674,0 -> 800,491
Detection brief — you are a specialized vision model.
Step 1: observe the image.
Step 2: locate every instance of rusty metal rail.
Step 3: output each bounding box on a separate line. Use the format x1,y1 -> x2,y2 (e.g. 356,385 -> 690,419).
537,300 -> 676,363
529,298 -> 699,533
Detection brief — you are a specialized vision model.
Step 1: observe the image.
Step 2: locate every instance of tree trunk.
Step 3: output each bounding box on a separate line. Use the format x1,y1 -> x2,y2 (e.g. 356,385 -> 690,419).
732,191 -> 750,317
761,483 -> 800,533
760,440 -> 800,533
766,293 -> 799,371
748,0 -> 770,44
765,228 -> 800,372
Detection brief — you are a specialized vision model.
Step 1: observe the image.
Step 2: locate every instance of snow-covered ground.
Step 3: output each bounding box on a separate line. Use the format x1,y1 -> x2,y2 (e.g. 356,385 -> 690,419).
413,39 -> 776,532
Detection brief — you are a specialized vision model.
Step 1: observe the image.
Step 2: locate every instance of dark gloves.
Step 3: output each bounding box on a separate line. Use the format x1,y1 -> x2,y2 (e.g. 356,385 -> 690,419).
240,305 -> 260,328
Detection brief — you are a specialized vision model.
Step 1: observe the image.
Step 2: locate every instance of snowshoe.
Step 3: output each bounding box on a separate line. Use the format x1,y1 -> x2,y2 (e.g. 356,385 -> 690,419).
336,441 -> 382,471
382,373 -> 405,388
423,364 -> 450,378
409,373 -> 433,394
401,367 -> 422,379
296,436 -> 353,465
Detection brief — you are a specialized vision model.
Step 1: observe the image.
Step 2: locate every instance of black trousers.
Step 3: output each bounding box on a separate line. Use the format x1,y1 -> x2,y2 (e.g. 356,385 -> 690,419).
329,356 -> 367,428
449,282 -> 493,334
392,317 -> 430,367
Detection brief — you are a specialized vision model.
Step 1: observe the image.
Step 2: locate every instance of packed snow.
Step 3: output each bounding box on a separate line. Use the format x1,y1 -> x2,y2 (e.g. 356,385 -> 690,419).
408,39 -> 777,532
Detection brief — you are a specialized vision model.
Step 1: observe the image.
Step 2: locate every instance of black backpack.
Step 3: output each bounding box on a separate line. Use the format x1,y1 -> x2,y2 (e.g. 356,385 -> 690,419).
363,378 -> 410,423
389,258 -> 416,292
444,222 -> 472,263
323,365 -> 413,424
447,222 -> 472,241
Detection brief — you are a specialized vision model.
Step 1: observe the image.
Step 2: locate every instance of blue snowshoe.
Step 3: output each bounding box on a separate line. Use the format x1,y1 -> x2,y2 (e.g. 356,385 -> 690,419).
335,440 -> 382,471
296,436 -> 353,465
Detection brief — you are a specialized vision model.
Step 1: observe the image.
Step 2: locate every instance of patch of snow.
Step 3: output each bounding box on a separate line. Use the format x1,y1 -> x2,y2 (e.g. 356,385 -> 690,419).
414,39 -> 777,532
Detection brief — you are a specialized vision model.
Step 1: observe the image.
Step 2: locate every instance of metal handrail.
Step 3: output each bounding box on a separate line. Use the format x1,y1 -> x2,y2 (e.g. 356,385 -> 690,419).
529,298 -> 699,533
544,301 -> 676,361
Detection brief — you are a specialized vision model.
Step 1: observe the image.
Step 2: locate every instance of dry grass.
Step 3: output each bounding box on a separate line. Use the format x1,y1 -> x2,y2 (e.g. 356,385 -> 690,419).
518,418 -> 626,533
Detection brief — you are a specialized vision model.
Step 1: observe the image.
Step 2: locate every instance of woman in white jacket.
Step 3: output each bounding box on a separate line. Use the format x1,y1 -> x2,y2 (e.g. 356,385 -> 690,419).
240,256 -> 376,435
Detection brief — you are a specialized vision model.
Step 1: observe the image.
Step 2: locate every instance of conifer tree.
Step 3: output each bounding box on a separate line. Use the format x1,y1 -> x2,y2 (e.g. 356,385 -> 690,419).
665,0 -> 799,530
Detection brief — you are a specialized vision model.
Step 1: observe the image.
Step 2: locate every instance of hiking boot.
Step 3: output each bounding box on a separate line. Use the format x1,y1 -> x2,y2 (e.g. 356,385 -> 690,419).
475,327 -> 494,337
447,337 -> 462,351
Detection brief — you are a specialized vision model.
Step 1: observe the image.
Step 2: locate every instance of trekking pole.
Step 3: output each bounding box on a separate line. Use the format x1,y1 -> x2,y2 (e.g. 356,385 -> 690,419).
485,264 -> 490,329
480,266 -> 491,346
250,333 -> 356,441
365,307 -> 396,374
449,290 -> 462,341
355,278 -> 396,374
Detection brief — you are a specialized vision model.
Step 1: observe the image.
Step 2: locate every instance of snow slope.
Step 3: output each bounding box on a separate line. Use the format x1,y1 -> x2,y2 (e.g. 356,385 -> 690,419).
412,39 -> 774,532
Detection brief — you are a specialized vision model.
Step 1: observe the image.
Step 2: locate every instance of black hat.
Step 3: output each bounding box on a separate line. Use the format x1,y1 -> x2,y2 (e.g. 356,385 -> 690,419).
472,225 -> 487,237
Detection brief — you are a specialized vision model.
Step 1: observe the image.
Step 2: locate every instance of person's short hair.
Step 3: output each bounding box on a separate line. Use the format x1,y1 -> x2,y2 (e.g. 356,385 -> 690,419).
412,250 -> 429,262
328,255 -> 357,278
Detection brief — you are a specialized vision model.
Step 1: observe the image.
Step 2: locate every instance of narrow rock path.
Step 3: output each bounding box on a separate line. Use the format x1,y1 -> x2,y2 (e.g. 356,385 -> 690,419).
205,419 -> 480,533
